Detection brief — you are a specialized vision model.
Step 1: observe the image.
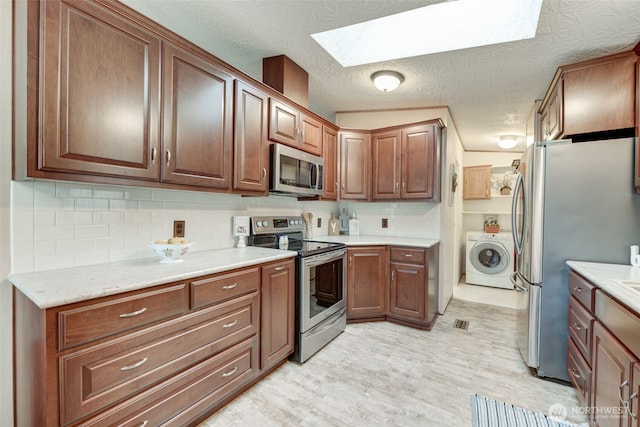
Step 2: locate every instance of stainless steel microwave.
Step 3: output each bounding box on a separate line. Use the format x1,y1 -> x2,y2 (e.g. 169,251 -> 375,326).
270,143 -> 324,197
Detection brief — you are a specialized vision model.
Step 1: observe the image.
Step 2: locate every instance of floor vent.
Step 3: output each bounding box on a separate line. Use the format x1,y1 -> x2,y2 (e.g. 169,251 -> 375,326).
453,319 -> 469,330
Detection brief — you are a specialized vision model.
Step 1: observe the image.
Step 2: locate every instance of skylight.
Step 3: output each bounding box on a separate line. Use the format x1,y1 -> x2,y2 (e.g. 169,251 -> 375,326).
311,0 -> 543,67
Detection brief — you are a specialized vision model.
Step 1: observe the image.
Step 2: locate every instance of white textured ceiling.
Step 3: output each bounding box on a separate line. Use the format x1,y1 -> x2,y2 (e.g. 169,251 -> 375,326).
121,0 -> 640,152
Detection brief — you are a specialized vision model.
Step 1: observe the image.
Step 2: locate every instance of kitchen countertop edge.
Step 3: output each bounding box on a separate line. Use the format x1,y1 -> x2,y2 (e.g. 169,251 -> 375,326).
566,260 -> 640,314
311,235 -> 440,248
10,247 -> 297,309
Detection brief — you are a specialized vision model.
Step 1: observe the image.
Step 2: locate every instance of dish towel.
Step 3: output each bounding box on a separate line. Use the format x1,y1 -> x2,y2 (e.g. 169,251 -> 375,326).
471,394 -> 588,427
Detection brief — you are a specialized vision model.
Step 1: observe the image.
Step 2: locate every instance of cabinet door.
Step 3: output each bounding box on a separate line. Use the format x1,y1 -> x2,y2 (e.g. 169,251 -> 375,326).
563,54 -> 636,136
630,364 -> 640,427
300,113 -> 323,156
463,165 -> 492,200
347,247 -> 387,319
234,80 -> 269,193
268,99 -> 299,147
339,131 -> 370,200
591,321 -> 634,427
371,130 -> 401,200
401,124 -> 437,199
162,43 -> 233,188
635,59 -> 640,194
540,81 -> 562,141
261,259 -> 295,371
389,262 -> 426,322
322,127 -> 339,200
40,0 -> 160,179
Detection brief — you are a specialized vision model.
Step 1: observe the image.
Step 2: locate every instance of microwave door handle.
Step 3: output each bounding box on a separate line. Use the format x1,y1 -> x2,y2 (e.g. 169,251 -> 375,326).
315,163 -> 321,190
309,163 -> 315,189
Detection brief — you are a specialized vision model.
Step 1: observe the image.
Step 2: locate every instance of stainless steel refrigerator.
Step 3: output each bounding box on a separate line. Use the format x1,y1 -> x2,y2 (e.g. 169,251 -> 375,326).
511,137 -> 640,381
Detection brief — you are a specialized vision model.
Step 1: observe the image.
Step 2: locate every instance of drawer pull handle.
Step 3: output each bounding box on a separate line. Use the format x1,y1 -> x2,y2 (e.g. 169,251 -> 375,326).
222,366 -> 238,378
274,266 -> 285,271
571,368 -> 581,379
138,421 -> 149,427
403,254 -> 412,258
572,322 -> 582,331
119,307 -> 148,318
222,320 -> 238,329
120,357 -> 148,371
573,286 -> 583,293
222,283 -> 238,290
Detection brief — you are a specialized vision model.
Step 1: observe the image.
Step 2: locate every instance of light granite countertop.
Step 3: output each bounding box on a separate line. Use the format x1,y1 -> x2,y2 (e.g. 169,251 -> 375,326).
311,235 -> 440,248
9,247 -> 297,309
566,261 -> 640,314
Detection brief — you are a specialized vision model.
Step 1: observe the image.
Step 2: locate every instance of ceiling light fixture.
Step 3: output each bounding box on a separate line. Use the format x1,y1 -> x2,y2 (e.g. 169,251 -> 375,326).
498,135 -> 518,149
371,70 -> 404,92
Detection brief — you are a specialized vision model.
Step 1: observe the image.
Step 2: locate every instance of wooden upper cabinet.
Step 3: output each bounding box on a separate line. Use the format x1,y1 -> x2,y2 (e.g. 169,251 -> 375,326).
371,121 -> 441,201
562,52 -> 636,136
234,80 -> 269,194
401,123 -> 438,199
161,43 -> 233,188
268,99 -> 323,156
322,126 -> 339,200
39,0 -> 161,179
540,51 -> 637,141
540,81 -> 562,141
339,131 -> 370,200
372,130 -> 401,200
463,165 -> 492,200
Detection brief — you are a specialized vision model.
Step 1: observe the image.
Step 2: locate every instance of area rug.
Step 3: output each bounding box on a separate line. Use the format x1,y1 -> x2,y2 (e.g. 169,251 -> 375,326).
471,394 -> 587,426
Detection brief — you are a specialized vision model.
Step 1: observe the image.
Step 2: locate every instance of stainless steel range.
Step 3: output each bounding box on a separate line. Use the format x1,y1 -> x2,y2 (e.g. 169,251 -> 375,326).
249,216 -> 347,363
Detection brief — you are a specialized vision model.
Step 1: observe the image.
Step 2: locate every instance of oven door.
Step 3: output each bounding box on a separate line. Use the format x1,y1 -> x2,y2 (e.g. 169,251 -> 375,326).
299,248 -> 346,333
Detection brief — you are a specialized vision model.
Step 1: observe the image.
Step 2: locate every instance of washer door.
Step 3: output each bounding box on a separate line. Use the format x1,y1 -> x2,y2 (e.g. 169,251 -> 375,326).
470,242 -> 509,275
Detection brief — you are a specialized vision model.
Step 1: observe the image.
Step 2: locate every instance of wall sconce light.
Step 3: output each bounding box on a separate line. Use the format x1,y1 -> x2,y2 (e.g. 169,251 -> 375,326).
371,70 -> 404,92
498,135 -> 518,149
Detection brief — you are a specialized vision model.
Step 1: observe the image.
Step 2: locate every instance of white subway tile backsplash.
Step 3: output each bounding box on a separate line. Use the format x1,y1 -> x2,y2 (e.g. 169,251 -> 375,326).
56,211 -> 92,226
35,225 -> 75,241
75,198 -> 109,211
57,238 -> 93,255
14,179 -> 441,274
76,225 -> 109,239
109,199 -> 139,211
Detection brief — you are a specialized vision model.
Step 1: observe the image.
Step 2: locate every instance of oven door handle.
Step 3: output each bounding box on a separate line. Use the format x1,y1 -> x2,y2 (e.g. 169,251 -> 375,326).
303,248 -> 346,267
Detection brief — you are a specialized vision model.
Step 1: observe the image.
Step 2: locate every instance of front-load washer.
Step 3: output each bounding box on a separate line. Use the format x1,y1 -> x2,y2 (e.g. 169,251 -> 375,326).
466,231 -> 514,289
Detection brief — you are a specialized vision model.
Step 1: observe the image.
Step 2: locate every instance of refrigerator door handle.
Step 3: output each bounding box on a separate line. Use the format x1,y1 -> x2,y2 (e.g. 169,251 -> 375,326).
511,272 -> 528,292
511,172 -> 524,254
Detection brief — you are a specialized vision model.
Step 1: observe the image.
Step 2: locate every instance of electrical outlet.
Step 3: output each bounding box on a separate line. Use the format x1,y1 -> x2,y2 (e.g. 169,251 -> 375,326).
382,218 -> 388,228
317,218 -> 322,228
173,220 -> 185,237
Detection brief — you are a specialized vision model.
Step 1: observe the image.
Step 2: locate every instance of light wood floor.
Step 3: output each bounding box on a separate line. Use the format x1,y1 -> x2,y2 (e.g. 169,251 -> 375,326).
198,298 -> 587,426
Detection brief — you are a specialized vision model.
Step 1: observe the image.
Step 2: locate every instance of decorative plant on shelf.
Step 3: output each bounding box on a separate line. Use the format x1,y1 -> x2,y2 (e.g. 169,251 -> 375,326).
500,173 -> 512,195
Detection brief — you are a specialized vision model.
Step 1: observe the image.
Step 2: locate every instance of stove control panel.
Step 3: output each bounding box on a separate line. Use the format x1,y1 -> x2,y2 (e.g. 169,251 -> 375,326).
250,216 -> 304,235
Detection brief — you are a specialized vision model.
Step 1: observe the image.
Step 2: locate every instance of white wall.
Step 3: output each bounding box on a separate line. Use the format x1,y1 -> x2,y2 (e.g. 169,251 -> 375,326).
1,1 -> 14,423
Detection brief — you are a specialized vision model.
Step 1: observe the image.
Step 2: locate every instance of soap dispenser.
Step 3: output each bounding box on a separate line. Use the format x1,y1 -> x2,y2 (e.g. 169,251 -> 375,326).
349,212 -> 360,236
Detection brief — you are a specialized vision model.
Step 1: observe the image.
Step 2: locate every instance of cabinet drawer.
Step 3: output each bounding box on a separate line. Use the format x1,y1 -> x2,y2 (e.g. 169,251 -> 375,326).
390,247 -> 426,264
567,338 -> 591,406
81,336 -> 259,427
191,267 -> 260,309
568,295 -> 594,364
58,284 -> 188,350
568,270 -> 595,312
61,292 -> 258,425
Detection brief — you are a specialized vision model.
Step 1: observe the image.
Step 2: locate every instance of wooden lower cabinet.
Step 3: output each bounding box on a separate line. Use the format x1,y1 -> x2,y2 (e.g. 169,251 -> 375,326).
14,259 -> 295,426
347,246 -> 438,330
346,246 -> 388,320
260,259 -> 295,371
591,321 -> 634,427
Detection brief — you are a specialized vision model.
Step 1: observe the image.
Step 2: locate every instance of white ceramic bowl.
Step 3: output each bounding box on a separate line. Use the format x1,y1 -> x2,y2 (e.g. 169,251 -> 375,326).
148,242 -> 194,263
